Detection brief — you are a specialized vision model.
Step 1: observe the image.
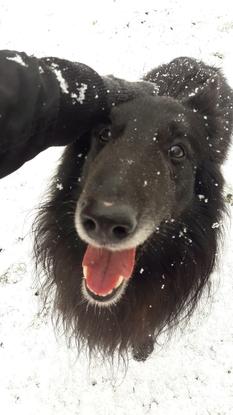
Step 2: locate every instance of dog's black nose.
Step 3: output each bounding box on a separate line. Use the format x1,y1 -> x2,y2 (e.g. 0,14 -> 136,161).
80,198 -> 137,243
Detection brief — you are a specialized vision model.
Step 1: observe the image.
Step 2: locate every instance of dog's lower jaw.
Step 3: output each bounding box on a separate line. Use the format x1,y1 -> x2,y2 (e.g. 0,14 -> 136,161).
81,278 -> 128,307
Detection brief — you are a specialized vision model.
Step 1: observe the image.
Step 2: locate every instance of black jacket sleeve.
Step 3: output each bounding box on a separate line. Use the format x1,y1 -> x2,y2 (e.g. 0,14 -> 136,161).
0,50 -> 159,179
0,50 -> 108,178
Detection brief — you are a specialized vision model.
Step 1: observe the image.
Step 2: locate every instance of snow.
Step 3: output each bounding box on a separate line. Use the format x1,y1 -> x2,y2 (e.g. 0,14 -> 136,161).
6,54 -> 28,67
73,83 -> 88,104
0,0 -> 233,414
50,63 -> 69,94
212,222 -> 221,229
56,183 -> 63,191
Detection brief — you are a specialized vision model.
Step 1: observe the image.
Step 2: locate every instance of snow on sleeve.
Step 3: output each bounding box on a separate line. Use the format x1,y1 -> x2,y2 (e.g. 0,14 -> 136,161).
49,62 -> 69,94
39,66 -> 44,74
71,83 -> 88,104
6,54 -> 28,67
48,60 -> 88,104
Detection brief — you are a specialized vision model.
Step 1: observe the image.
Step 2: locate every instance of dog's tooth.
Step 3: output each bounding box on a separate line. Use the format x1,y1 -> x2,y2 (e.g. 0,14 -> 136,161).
83,266 -> 88,279
115,275 -> 124,288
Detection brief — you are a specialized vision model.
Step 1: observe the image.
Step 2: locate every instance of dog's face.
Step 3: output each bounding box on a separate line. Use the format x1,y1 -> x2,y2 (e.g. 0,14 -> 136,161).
74,95 -> 201,306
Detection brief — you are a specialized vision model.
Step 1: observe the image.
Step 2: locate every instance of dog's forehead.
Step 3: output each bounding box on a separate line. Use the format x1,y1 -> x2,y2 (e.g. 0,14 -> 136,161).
110,95 -> 188,132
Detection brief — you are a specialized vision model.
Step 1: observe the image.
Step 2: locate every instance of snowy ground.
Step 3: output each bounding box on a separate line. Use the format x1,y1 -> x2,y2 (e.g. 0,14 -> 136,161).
0,1 -> 233,414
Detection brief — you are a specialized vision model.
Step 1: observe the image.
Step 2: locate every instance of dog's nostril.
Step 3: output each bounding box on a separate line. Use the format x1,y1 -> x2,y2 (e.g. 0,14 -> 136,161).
80,198 -> 137,243
112,225 -> 130,240
83,218 -> 97,232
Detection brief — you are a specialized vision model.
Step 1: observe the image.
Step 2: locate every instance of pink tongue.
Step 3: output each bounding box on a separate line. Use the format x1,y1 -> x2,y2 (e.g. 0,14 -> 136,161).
82,245 -> 136,296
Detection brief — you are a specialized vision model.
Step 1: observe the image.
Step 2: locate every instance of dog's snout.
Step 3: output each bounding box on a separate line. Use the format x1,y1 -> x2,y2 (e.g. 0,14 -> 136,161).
80,198 -> 137,244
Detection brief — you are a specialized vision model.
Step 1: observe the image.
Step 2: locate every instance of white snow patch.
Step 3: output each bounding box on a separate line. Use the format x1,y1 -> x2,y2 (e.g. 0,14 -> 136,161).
73,82 -> 88,104
212,222 -> 220,229
51,65 -> 69,94
6,54 -> 28,67
127,159 -> 134,165
56,183 -> 63,191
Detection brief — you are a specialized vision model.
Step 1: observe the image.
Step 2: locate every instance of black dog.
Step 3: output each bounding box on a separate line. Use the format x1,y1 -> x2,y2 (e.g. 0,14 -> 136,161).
34,57 -> 233,361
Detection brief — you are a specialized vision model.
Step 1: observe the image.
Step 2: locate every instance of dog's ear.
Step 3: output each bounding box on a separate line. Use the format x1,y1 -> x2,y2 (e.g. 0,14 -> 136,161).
185,74 -> 220,115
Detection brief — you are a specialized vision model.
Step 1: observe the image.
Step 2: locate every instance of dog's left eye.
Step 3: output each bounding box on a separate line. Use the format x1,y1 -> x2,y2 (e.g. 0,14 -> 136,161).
98,127 -> 112,143
168,145 -> 185,159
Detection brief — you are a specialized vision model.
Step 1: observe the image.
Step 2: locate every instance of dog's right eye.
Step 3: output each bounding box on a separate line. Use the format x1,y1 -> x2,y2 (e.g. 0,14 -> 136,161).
168,144 -> 185,159
98,127 -> 112,143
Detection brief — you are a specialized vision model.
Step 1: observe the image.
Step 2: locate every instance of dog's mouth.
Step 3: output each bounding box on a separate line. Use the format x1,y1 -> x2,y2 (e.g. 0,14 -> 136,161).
82,245 -> 136,304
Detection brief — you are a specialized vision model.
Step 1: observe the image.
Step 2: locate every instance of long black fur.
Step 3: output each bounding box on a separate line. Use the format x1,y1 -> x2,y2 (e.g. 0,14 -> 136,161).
34,57 -> 233,361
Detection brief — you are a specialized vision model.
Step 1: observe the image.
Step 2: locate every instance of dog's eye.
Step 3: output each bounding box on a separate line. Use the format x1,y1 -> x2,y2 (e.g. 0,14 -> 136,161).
169,145 -> 185,159
98,127 -> 112,143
